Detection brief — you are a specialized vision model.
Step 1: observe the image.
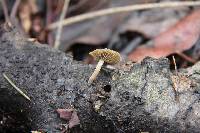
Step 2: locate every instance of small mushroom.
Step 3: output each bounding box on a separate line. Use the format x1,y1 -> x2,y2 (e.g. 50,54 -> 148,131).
88,48 -> 121,84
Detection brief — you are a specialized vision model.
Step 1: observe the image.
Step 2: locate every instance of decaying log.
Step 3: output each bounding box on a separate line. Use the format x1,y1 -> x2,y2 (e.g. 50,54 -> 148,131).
0,24 -> 200,133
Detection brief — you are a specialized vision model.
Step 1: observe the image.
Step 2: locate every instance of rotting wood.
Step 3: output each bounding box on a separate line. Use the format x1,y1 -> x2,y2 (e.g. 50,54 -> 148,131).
0,25 -> 200,132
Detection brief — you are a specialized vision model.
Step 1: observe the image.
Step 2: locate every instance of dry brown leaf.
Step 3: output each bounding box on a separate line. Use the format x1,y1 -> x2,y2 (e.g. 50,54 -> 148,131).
57,108 -> 73,120
57,108 -> 80,129
57,0 -> 152,50
29,12 -> 48,43
117,8 -> 188,39
74,0 -> 158,46
68,111 -> 80,128
75,13 -> 128,45
128,9 -> 200,62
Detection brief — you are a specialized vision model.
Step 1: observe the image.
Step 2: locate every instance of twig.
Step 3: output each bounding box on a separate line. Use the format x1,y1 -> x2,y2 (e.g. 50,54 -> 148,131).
172,56 -> 178,76
3,73 -> 31,101
9,0 -> 22,32
0,0 -> 10,22
54,0 -> 70,49
46,0 -> 54,46
48,1 -> 200,30
10,0 -> 21,19
171,56 -> 179,102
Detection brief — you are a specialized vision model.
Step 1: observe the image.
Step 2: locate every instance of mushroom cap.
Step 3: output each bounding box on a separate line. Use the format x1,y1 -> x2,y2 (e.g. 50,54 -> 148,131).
89,48 -> 121,64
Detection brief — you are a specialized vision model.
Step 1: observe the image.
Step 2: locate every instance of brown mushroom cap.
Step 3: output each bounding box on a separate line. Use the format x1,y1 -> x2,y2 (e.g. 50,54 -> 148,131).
89,48 -> 121,64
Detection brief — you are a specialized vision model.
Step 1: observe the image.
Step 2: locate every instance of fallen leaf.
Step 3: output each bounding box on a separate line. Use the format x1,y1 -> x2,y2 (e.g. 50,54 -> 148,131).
120,8 -> 189,38
68,111 -> 80,128
57,108 -> 73,120
56,0 -> 152,51
52,0 -> 109,50
29,13 -> 48,43
108,6 -> 189,52
57,108 -> 80,129
128,9 -> 200,62
74,13 -> 128,45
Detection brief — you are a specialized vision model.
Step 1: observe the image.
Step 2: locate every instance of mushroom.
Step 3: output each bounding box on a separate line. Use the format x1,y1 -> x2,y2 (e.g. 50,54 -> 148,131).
88,48 -> 121,84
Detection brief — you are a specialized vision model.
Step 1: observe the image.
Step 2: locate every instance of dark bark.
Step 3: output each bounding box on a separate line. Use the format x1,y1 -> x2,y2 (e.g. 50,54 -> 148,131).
0,24 -> 200,133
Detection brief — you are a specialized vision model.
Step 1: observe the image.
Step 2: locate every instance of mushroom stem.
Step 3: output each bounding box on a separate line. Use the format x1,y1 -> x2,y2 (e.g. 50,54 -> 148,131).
88,59 -> 104,84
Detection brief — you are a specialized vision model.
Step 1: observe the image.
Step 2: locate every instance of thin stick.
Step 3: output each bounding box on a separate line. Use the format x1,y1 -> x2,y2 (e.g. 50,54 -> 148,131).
0,0 -> 10,22
54,0 -> 70,49
10,0 -> 21,19
172,56 -> 178,76
10,0 -> 21,29
48,1 -> 200,30
3,73 -> 31,101
172,56 -> 179,102
46,0 -> 54,46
